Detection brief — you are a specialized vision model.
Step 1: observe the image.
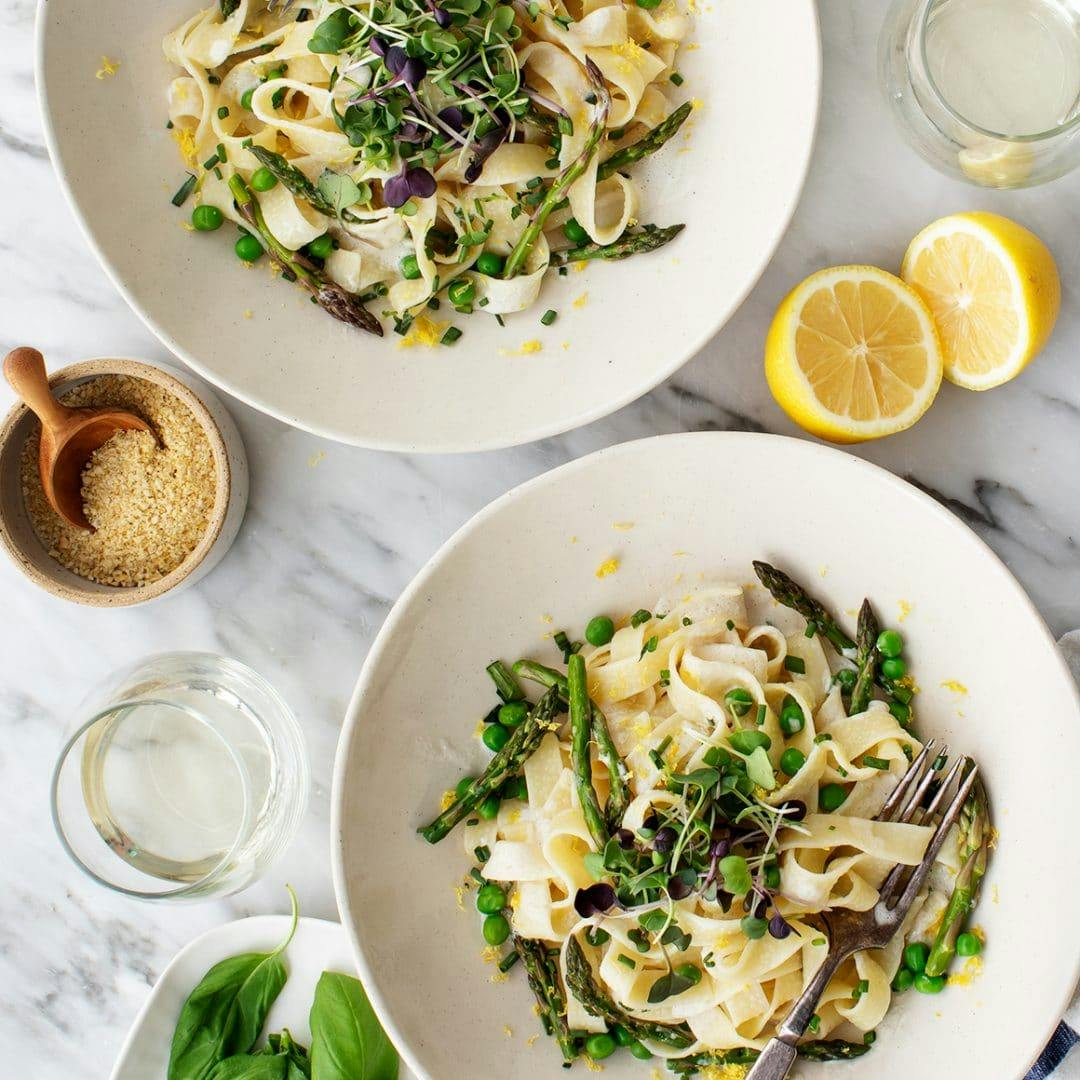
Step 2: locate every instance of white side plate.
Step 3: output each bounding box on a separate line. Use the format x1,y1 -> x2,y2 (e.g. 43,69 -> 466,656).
111,916 -> 415,1079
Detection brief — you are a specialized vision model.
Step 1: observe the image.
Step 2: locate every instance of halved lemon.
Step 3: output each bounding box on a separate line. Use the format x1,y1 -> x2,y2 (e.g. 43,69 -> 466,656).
765,265 -> 943,443
901,212 -> 1060,390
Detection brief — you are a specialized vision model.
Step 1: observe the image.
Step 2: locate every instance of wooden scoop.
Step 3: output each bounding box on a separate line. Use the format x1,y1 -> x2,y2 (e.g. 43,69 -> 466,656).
3,347 -> 156,531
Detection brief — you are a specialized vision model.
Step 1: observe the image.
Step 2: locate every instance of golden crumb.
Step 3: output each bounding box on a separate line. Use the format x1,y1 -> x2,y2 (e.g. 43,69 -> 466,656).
20,375 -> 215,587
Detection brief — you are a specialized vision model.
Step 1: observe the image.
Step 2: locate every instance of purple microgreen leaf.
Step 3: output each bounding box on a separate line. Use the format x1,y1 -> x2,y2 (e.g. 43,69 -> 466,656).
574,883 -> 616,918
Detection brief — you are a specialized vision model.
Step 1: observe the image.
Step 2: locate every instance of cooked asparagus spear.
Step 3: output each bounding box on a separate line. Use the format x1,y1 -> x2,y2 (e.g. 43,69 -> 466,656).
513,659 -> 630,829
569,654 -> 608,850
504,60 -> 610,279
564,938 -> 694,1049
597,102 -> 693,181
924,774 -> 990,977
849,599 -> 880,715
516,937 -> 577,1067
417,686 -> 560,843
551,224 -> 684,265
667,1041 -> 871,1073
227,175 -> 383,336
752,561 -> 911,702
247,146 -> 349,220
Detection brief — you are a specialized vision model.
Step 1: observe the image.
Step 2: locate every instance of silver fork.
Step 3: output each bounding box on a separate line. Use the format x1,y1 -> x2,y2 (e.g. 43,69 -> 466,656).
745,741 -> 979,1080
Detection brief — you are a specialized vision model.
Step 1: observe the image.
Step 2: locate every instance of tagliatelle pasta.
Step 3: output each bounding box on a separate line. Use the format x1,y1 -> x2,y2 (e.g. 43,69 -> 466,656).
420,571 -> 990,1071
162,0 -> 691,338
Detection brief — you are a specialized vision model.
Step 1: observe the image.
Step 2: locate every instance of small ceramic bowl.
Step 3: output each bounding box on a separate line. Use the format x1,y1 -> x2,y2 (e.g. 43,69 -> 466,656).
0,357 -> 248,606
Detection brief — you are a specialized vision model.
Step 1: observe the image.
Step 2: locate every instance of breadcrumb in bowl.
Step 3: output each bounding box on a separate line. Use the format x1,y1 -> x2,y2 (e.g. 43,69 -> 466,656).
0,358 -> 247,606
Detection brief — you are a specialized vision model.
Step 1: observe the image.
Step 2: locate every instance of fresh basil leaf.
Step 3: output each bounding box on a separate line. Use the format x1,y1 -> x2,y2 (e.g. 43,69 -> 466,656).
317,170 -> 362,217
308,8 -> 354,54
309,972 -> 398,1080
168,889 -> 299,1080
209,1055 -> 287,1080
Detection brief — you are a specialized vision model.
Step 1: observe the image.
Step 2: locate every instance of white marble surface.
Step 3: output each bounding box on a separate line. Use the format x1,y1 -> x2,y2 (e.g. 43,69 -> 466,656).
1,0 -> 1078,1075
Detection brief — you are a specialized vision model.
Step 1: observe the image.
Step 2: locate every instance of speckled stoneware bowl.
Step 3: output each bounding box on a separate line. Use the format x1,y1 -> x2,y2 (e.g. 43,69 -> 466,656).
0,357 -> 248,606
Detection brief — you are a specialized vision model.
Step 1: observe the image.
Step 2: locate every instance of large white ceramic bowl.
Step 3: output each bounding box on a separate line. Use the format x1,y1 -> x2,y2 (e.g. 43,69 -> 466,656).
36,1 -> 819,451
333,432 -> 1080,1079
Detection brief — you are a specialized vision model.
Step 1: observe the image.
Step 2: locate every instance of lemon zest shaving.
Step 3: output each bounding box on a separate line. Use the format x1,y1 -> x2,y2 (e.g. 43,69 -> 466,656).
96,56 -> 120,80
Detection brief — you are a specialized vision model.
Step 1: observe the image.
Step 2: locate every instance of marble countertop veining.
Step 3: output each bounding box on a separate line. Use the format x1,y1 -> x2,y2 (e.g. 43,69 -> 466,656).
1,0 -> 1078,1075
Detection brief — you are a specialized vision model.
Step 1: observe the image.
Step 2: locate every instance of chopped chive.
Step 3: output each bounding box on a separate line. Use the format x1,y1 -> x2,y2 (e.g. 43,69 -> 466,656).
659,668 -> 671,687
558,266 -> 568,276
170,173 -> 198,207
478,297 -> 489,307
166,120 -> 174,129
814,732 -> 833,743
202,153 -> 219,170
631,609 -> 652,628
725,619 -> 734,630
811,939 -> 826,948
208,74 -> 221,85
470,867 -> 485,885
540,309 -> 557,326
441,327 -> 463,345
755,704 -> 767,726
902,743 -> 914,762
808,1014 -> 821,1033
864,1031 -> 876,1046
933,752 -> 947,771
805,620 -> 817,638
526,176 -> 543,189
498,951 -> 520,973
784,655 -> 806,675
474,845 -> 491,862
655,735 -> 672,756
217,106 -> 230,119
216,142 -> 226,163
213,166 -> 223,180
616,954 -> 636,969
494,314 -> 505,327
545,156 -> 561,169
638,634 -> 658,660
852,979 -> 869,1000
863,755 -> 891,771
669,72 -> 684,86
427,297 -> 441,310
608,127 -> 626,141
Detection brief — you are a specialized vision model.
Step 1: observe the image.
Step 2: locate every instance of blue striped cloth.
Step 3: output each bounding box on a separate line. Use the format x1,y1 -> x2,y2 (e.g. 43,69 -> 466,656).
1027,1023 -> 1079,1079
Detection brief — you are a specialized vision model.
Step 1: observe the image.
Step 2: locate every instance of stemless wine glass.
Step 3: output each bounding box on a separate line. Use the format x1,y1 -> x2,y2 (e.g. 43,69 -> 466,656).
51,652 -> 309,901
880,0 -> 1080,187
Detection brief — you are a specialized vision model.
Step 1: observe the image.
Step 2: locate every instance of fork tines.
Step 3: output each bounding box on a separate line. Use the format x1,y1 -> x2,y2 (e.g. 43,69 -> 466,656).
875,743 -> 978,916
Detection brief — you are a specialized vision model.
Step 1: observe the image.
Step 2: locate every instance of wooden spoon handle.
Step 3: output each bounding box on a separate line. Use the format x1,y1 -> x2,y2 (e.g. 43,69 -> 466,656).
3,347 -> 71,433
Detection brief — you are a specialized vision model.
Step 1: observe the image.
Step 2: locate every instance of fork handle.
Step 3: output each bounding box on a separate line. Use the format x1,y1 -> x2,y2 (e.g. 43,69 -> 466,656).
746,947 -> 849,1080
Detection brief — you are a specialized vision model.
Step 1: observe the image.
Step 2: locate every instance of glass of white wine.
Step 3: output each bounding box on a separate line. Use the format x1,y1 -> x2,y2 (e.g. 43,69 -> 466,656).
880,0 -> 1080,187
51,653 -> 309,900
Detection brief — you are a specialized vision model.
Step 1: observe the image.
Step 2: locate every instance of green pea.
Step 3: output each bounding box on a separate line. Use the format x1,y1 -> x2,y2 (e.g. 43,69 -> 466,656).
586,615 -> 616,646
234,234 -> 263,262
448,277 -> 476,308
482,724 -> 510,752
191,205 -> 224,231
891,967 -> 915,992
241,87 -> 255,110
881,656 -> 907,680
476,251 -> 505,276
877,629 -> 904,658
914,973 -> 946,994
780,748 -> 806,776
889,700 -> 911,725
499,701 -> 529,728
482,913 -> 510,946
398,254 -> 420,280
819,783 -> 847,812
584,1034 -> 616,1060
250,167 -> 278,192
629,1041 -> 653,1060
956,932 -> 982,957
903,942 -> 930,974
477,794 -> 500,820
455,775 -> 475,799
563,217 -> 589,245
724,688 -> 754,718
476,883 -> 507,914
728,729 -> 771,755
307,234 -> 334,259
779,695 -> 804,735
612,1025 -> 634,1047
501,775 -> 528,801
836,668 -> 857,691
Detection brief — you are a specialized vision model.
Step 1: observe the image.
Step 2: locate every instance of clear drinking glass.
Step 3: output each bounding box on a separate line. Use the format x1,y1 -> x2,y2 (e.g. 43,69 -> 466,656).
880,0 -> 1080,187
51,653 -> 309,901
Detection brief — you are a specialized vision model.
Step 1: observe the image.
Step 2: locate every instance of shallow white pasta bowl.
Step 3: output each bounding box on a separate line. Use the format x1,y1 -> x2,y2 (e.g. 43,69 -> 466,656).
36,0 -> 819,451
333,431 -> 1080,1078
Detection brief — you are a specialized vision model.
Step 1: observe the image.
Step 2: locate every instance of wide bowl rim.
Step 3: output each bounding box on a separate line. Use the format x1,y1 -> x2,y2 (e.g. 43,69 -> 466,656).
34,0 -> 822,453
330,429 -> 1080,1078
0,356 -> 233,606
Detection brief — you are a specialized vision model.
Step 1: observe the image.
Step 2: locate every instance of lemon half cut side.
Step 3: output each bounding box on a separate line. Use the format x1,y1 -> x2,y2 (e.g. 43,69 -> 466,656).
765,265 -> 944,443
